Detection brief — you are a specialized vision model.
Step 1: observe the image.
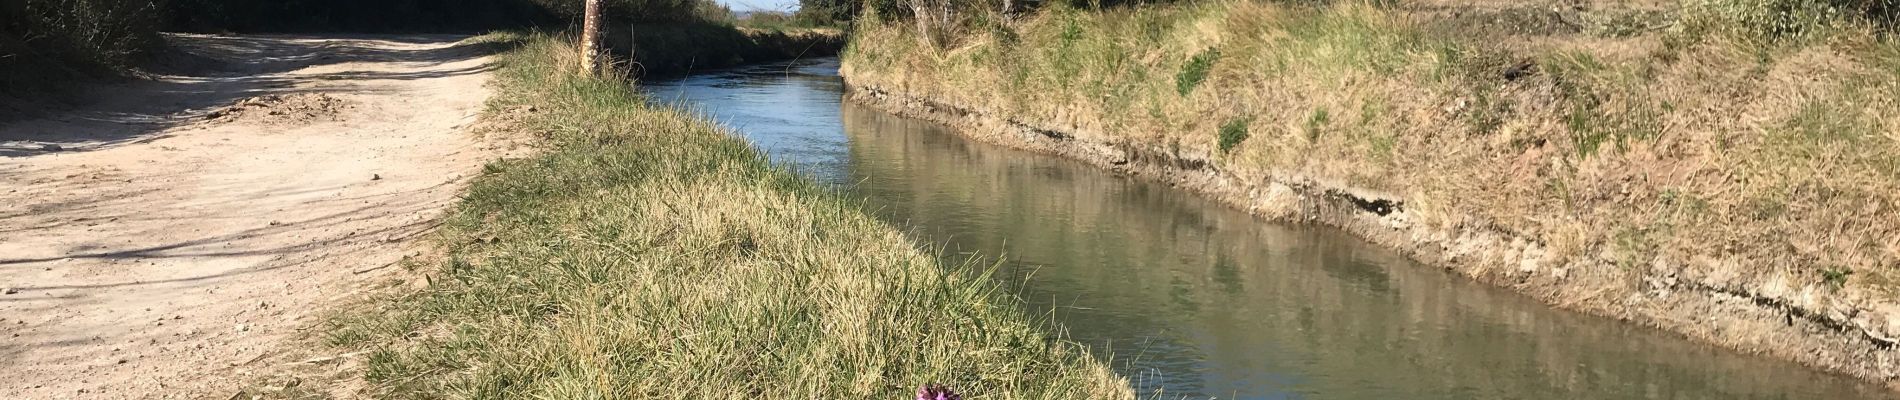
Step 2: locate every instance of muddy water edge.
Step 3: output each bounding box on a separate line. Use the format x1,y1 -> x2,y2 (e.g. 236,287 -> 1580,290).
646,59 -> 1892,399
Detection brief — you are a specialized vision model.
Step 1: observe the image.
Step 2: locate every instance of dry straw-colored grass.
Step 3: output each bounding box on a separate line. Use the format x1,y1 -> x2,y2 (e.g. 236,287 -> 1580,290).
844,0 -> 1900,335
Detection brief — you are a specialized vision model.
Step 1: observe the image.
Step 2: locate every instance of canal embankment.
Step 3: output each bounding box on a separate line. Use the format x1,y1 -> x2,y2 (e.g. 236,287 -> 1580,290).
310,32 -> 1131,398
840,0 -> 1900,385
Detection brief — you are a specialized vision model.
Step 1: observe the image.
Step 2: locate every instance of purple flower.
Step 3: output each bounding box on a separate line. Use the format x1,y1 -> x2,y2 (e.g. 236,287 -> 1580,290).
916,384 -> 962,400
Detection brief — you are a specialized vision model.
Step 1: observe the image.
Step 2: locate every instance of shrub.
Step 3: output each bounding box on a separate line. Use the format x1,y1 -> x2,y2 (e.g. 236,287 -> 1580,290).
1681,0 -> 1899,45
799,0 -> 861,26
737,11 -> 800,30
1,0 -> 165,94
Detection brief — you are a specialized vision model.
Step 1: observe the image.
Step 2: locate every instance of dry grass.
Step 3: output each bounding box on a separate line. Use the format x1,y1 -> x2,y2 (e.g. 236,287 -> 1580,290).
843,0 -> 1900,326
320,33 -> 1131,399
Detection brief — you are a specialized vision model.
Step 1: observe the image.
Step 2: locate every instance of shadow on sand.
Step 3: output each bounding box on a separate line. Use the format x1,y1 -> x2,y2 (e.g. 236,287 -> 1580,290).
0,33 -> 521,157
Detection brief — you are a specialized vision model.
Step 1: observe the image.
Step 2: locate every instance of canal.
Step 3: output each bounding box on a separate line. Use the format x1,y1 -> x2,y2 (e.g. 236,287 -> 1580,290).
647,58 -> 1886,399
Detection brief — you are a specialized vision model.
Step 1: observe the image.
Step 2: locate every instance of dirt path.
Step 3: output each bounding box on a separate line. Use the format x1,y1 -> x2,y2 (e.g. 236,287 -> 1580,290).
0,34 -> 508,399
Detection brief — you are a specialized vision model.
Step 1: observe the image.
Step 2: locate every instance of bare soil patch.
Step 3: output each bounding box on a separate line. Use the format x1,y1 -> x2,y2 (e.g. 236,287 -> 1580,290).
202,93 -> 354,125
0,34 -> 513,399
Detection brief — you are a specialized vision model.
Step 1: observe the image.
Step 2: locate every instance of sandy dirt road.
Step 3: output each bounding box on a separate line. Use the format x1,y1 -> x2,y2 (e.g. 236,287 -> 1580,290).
0,34 -> 507,399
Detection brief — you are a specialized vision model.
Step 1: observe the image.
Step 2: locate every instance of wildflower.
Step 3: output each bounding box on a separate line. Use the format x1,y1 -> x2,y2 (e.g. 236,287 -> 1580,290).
916,384 -> 962,400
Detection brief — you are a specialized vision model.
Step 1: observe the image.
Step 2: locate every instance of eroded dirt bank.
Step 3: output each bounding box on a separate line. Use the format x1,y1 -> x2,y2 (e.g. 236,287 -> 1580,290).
842,84 -> 1900,388
0,34 -> 510,398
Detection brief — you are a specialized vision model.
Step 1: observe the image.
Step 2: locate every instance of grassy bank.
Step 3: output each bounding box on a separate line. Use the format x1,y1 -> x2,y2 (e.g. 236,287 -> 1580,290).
320,33 -> 1129,398
843,0 -> 1900,382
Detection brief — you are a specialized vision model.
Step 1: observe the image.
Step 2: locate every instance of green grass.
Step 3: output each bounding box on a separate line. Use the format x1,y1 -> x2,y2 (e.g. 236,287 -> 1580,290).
1218,117 -> 1251,153
1175,48 -> 1220,96
1823,266 -> 1855,289
326,33 -> 1129,399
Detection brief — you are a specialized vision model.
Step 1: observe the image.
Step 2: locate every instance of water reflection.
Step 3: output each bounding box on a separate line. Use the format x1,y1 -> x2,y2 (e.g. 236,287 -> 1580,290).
650,58 -> 1889,400
646,59 -> 851,184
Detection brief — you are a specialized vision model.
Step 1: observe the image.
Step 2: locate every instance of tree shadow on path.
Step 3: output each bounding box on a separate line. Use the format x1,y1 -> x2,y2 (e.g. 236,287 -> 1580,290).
0,33 -> 520,156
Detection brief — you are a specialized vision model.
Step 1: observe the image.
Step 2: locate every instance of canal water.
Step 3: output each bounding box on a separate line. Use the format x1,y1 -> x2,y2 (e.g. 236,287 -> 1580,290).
646,59 -> 1888,399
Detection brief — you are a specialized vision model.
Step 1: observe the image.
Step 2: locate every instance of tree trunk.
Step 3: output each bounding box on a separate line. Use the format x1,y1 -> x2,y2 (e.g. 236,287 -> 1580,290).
908,0 -> 933,48
580,0 -> 604,74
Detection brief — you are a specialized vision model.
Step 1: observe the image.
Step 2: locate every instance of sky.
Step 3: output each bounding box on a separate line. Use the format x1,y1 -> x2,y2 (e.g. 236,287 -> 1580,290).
712,0 -> 800,12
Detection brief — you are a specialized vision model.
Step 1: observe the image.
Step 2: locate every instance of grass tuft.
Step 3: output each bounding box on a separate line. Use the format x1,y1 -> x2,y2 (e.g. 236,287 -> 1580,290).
1304,107 -> 1330,142
1175,48 -> 1220,96
1824,266 -> 1855,289
1218,117 -> 1251,153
